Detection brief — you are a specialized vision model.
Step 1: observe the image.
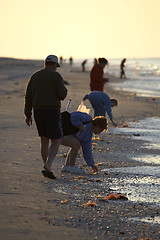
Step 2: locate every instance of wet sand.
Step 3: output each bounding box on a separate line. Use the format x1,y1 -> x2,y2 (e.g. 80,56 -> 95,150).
0,58 -> 160,240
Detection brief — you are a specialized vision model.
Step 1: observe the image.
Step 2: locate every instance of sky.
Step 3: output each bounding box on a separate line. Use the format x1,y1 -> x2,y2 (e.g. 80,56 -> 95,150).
0,0 -> 160,60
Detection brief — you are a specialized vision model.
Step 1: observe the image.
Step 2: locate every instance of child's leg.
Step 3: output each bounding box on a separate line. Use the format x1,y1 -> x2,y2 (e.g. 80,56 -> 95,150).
61,136 -> 81,166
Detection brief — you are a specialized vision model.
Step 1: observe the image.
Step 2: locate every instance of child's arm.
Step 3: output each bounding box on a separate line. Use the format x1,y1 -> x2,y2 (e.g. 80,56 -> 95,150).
105,101 -> 117,127
81,141 -> 98,171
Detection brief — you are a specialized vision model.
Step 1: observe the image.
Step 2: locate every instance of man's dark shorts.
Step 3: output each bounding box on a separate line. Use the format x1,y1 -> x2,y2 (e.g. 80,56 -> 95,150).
34,109 -> 63,139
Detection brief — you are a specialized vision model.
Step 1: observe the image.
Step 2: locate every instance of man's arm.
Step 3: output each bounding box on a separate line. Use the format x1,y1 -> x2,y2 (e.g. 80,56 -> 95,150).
24,80 -> 33,126
56,73 -> 68,100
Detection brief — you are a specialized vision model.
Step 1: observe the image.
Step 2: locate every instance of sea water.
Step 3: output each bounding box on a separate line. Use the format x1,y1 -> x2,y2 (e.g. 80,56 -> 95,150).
107,58 -> 160,98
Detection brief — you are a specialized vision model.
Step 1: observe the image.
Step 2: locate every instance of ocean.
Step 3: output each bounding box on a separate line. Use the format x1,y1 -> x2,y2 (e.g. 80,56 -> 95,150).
108,58 -> 160,98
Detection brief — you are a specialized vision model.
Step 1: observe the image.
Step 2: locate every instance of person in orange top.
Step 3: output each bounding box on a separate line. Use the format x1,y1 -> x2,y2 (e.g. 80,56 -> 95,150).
90,57 -> 109,92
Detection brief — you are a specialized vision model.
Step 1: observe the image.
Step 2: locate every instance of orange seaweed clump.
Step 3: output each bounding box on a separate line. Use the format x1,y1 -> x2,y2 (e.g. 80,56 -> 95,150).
61,200 -> 68,204
106,193 -> 128,200
92,136 -> 104,141
92,172 -> 98,175
92,142 -> 98,146
95,162 -> 103,166
137,238 -> 151,240
121,124 -> 129,128
82,200 -> 97,207
75,176 -> 83,179
98,193 -> 128,201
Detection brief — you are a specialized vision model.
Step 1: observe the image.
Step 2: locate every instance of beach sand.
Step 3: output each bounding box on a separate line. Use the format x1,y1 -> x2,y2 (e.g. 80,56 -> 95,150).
0,58 -> 160,240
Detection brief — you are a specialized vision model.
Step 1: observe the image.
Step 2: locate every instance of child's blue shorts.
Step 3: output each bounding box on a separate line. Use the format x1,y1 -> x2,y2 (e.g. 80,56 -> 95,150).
34,108 -> 63,139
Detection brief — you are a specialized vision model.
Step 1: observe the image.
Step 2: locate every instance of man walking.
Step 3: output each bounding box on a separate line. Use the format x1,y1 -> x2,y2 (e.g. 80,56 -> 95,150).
24,55 -> 67,179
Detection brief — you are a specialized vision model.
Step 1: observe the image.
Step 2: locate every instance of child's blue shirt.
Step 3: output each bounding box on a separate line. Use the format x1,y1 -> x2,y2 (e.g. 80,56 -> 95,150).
84,91 -> 112,120
70,111 -> 95,167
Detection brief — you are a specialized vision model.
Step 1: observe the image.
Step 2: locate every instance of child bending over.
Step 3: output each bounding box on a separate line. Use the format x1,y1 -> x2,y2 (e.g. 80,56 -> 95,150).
61,111 -> 108,174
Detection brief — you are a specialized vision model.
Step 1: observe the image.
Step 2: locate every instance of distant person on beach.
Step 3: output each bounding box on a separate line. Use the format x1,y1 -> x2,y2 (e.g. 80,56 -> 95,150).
59,56 -> 63,66
61,112 -> 108,173
83,91 -> 118,127
24,55 -> 67,179
82,59 -> 87,72
69,57 -> 73,65
90,57 -> 109,92
94,58 -> 97,64
120,58 -> 126,79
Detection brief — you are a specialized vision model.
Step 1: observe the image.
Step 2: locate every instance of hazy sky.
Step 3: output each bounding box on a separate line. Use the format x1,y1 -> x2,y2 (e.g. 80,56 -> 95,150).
1,0 -> 160,60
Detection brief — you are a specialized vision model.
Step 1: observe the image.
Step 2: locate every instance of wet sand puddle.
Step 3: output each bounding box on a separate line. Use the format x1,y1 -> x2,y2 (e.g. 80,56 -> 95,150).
103,166 -> 160,206
128,216 -> 160,225
109,117 -> 160,153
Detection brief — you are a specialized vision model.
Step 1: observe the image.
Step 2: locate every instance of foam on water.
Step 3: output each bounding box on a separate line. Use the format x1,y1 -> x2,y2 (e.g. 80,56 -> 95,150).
110,79 -> 160,98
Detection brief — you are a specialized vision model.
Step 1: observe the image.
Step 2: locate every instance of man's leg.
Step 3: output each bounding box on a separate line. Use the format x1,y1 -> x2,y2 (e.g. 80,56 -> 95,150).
40,136 -> 49,164
61,136 -> 81,166
44,138 -> 61,172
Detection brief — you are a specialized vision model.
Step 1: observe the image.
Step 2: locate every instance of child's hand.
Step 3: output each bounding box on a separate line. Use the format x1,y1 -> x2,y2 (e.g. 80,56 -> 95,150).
112,121 -> 118,127
92,166 -> 98,172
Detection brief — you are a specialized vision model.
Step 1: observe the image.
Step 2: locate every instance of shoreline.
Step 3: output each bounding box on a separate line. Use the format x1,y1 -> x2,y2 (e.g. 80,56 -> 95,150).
0,58 -> 160,240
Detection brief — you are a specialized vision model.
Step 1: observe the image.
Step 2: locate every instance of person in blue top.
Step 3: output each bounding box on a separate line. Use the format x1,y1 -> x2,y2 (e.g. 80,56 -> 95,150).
83,91 -> 118,127
61,111 -> 108,174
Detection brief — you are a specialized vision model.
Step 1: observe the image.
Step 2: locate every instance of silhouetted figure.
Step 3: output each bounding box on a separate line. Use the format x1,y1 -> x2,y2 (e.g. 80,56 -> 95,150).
82,59 -> 87,72
69,57 -> 73,65
59,56 -> 63,66
24,54 -> 67,179
120,58 -> 126,79
90,57 -> 109,92
94,58 -> 97,64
